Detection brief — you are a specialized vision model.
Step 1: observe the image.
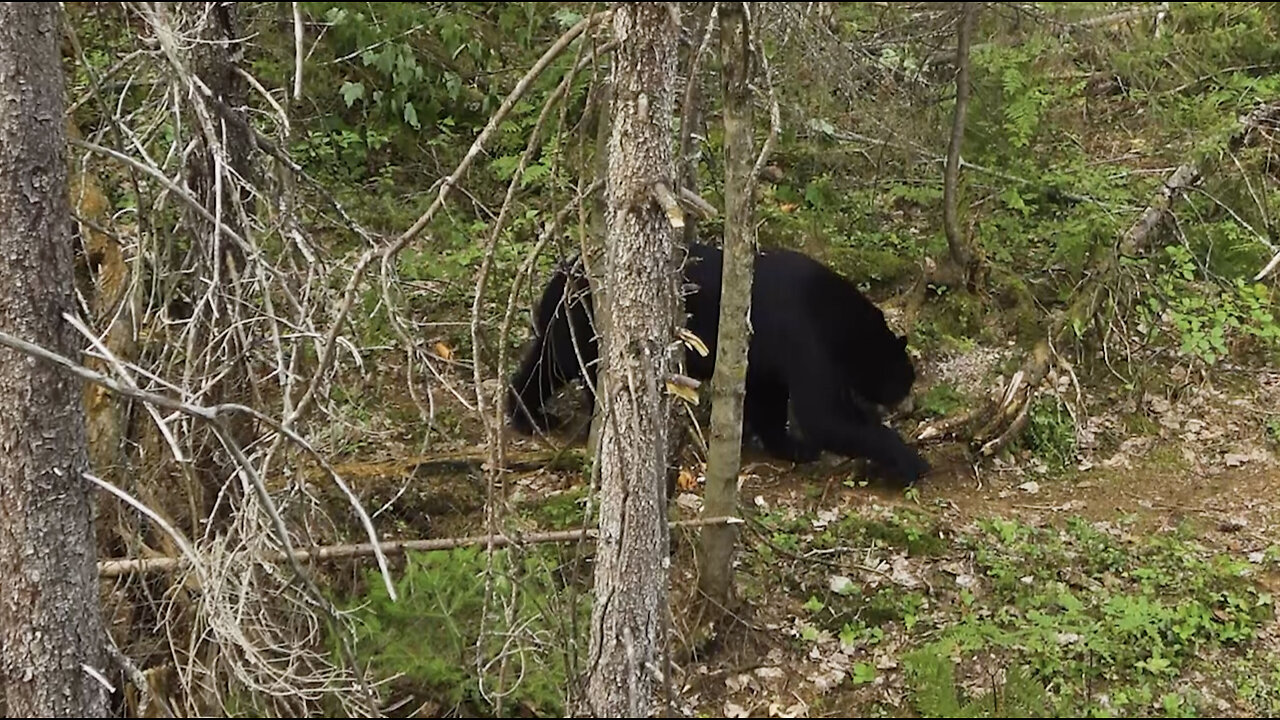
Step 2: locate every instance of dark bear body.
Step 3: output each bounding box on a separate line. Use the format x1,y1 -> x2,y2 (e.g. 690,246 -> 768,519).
507,243 -> 930,485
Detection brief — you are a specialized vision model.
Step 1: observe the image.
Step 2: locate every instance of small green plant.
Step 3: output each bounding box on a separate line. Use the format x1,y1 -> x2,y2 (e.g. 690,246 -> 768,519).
917,382 -> 966,419
904,642 -> 1049,718
1023,395 -> 1076,471
1140,245 -> 1280,366
340,545 -> 588,716
1266,417 -> 1280,448
744,501 -> 1277,717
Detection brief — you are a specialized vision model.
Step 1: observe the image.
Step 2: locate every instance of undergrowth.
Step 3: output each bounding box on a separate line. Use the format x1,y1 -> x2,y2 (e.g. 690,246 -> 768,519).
744,505 -> 1279,717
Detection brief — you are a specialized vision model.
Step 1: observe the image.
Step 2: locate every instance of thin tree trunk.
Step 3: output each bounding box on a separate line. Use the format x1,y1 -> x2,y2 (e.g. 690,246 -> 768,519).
942,1 -> 978,282
584,3 -> 681,716
172,1 -> 258,530
678,2 -> 715,248
698,0 -> 755,612
0,3 -> 111,716
586,81 -> 611,471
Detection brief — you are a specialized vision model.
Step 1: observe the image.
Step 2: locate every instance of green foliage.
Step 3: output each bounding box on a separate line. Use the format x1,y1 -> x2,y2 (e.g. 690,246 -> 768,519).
341,546 -> 588,716
309,2 -> 501,132
523,486 -> 589,531
1266,417 -> 1280,449
1022,395 -> 1077,471
941,516 -> 1276,717
1138,245 -> 1280,366
916,382 -> 967,419
971,36 -> 1065,153
904,644 -> 1049,718
742,498 -> 1277,717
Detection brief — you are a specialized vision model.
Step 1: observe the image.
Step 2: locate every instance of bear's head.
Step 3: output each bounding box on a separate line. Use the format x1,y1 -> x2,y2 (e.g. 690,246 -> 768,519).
855,331 -> 917,414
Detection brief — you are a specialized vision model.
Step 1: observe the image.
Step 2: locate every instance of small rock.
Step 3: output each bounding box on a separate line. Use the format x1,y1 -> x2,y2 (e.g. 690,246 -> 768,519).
1218,517 -> 1248,532
1056,632 -> 1081,645
1224,453 -> 1251,468
755,666 -> 785,682
676,493 -> 703,513
768,701 -> 808,718
1146,394 -> 1171,414
726,673 -> 754,693
812,507 -> 838,530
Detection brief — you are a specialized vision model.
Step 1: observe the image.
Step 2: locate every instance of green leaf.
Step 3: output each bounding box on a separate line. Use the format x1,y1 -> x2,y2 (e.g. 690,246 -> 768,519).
839,626 -> 857,647
340,81 -> 365,108
403,101 -> 420,129
553,9 -> 584,28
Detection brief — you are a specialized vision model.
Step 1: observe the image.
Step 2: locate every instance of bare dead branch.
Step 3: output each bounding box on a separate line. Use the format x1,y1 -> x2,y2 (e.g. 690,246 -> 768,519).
744,3 -> 782,195
0,323 -> 398,602
289,11 -> 612,431
292,2 -> 304,100
653,181 -> 686,228
678,186 -> 719,219
99,515 -> 744,578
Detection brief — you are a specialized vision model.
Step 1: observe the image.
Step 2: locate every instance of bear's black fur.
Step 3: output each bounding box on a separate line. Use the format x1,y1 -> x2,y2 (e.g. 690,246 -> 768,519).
507,243 -> 930,485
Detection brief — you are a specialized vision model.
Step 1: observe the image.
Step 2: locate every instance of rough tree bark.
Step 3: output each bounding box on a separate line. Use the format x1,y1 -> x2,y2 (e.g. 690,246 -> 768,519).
698,1 -> 755,612
0,3 -> 111,716
939,1 -> 980,288
584,3 -> 681,716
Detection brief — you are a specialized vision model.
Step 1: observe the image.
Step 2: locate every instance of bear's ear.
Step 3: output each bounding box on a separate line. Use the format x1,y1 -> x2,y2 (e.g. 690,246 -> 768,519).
896,334 -> 909,348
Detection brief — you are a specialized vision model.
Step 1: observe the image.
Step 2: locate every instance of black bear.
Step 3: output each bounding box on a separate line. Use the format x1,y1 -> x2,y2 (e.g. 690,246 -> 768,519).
507,243 -> 930,485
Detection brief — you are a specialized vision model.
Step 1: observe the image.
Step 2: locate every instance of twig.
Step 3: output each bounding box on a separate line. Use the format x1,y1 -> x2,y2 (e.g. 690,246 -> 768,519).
292,2 -> 304,100
99,515 -> 745,578
288,10 -> 612,432
0,324 -> 398,602
678,186 -> 718,218
745,3 -> 781,193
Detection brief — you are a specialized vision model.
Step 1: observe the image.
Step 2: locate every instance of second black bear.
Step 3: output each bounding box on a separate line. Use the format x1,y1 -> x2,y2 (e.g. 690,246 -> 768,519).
507,243 -> 930,485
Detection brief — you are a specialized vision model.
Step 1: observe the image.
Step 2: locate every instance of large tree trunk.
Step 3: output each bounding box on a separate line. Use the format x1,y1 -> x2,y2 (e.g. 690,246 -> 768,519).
698,1 -> 755,612
584,3 -> 681,716
0,3 -> 111,716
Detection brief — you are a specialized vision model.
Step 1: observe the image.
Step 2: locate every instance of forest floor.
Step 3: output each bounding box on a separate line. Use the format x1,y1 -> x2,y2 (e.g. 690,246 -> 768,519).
660,360 -> 1280,718
325,351 -> 1280,718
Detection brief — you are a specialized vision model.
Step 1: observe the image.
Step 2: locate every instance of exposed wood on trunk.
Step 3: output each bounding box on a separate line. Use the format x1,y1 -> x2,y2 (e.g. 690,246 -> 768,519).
65,118 -> 139,557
